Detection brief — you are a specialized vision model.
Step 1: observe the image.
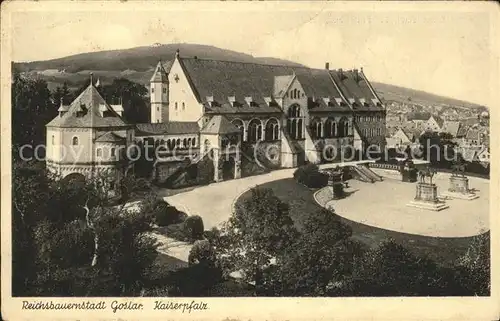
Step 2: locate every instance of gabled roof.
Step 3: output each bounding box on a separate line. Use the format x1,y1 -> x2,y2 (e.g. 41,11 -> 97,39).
95,131 -> 126,143
46,84 -> 128,128
136,122 -> 199,136
273,75 -> 295,98
175,56 -> 381,114
200,115 -> 240,134
441,121 -> 461,137
429,115 -> 444,128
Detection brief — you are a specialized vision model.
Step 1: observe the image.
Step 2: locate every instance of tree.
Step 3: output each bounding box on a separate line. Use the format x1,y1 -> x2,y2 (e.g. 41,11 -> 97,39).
265,209 -> 361,296
215,188 -> 299,294
347,239 -> 458,296
418,131 -> 457,168
12,163 -> 160,296
99,78 -> 149,123
11,72 -> 56,153
455,232 -> 490,296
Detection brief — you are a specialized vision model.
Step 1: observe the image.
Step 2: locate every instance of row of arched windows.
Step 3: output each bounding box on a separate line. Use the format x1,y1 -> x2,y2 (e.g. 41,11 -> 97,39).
289,89 -> 302,100
174,102 -> 186,111
310,118 -> 351,139
356,115 -> 384,123
231,118 -> 280,143
362,128 -> 383,137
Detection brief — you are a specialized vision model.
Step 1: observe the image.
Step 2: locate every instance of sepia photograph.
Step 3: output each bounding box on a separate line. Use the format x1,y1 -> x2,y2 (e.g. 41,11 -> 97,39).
1,1 -> 499,320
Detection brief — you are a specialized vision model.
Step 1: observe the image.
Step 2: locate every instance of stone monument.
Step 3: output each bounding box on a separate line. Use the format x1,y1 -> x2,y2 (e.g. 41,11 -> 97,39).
399,158 -> 417,183
406,167 -> 449,211
441,161 -> 479,200
328,166 -> 345,200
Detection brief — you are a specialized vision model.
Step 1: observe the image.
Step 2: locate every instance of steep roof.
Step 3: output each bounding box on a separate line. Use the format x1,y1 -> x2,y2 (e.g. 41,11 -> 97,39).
150,61 -> 169,83
441,121 -> 461,137
46,84 -> 128,128
136,122 -> 199,136
429,115 -> 445,128
176,56 -> 383,114
95,131 -> 126,143
200,115 -> 240,134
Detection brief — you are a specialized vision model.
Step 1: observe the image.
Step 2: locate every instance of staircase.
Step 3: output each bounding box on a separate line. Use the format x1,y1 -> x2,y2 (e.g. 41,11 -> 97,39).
350,165 -> 375,183
356,164 -> 383,182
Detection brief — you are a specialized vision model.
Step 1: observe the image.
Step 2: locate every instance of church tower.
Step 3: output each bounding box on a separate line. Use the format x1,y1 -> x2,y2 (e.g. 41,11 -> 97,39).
150,60 -> 169,123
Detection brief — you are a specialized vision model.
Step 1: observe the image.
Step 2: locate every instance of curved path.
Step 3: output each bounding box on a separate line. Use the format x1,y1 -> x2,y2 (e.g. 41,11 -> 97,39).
321,168 -> 489,237
165,168 -> 296,229
164,167 -> 489,238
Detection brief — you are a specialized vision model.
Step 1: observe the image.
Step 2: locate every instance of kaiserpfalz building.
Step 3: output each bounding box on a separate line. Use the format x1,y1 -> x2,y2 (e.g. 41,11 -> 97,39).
46,50 -> 386,189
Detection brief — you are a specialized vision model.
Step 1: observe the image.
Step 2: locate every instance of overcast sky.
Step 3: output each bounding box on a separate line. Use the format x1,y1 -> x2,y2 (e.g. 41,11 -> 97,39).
7,1 -> 498,107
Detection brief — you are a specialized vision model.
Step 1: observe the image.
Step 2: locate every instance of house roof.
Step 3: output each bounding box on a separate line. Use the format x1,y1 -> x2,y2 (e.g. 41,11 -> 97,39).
456,124 -> 468,137
46,84 -> 128,128
200,115 -> 240,134
441,121 -> 461,137
150,61 -> 169,83
135,122 -> 199,136
429,115 -> 444,128
95,131 -> 126,143
176,56 -> 384,114
465,128 -> 480,141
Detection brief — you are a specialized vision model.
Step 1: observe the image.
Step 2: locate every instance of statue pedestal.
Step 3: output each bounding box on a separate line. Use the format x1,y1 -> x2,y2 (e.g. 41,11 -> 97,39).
441,175 -> 479,200
406,182 -> 449,211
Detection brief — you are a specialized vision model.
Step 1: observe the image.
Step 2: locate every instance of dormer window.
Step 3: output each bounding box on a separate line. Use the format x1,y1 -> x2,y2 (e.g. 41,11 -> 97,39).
72,136 -> 79,146
228,96 -> 236,107
245,96 -> 254,107
323,97 -> 330,106
348,98 -> 355,104
174,74 -> 180,82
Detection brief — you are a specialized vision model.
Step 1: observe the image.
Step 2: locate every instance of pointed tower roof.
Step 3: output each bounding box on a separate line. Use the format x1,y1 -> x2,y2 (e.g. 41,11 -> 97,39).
46,82 -> 128,128
150,60 -> 169,83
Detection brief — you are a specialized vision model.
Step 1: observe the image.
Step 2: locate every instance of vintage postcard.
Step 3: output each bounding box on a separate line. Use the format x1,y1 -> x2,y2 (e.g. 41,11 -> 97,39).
1,1 -> 499,320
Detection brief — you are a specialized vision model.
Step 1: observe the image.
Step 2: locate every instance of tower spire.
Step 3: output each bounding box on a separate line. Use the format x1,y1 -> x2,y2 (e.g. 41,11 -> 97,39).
90,72 -> 93,87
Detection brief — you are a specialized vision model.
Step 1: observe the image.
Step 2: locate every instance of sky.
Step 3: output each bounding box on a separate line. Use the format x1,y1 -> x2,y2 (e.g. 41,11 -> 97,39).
7,1 -> 499,107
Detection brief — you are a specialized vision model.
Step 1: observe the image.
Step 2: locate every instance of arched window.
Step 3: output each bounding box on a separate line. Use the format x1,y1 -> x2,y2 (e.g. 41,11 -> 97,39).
96,148 -> 102,157
111,147 -> 115,157
204,139 -> 211,151
183,138 -> 188,148
338,117 -> 349,137
182,102 -> 185,110
72,136 -> 79,146
325,118 -> 336,138
192,138 -> 196,146
297,119 -> 303,139
176,138 -> 181,146
51,135 -> 55,145
288,105 -> 301,118
231,119 -> 245,141
187,138 -> 192,147
310,118 -> 322,138
248,119 -> 262,143
175,102 -> 178,110
265,118 -> 279,141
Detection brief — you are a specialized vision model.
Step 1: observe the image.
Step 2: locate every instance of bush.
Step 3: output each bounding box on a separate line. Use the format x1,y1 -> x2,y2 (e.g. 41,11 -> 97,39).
165,215 -> 204,243
155,203 -> 188,227
185,215 -> 204,241
293,164 -> 328,188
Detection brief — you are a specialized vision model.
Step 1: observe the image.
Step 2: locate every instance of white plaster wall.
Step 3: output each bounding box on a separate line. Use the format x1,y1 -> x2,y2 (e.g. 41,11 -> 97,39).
168,59 -> 203,122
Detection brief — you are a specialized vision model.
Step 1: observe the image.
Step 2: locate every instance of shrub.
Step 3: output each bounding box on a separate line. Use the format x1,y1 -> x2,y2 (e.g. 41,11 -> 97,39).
184,215 -> 204,241
165,215 -> 204,243
188,239 -> 216,266
293,164 -> 328,188
155,203 -> 188,227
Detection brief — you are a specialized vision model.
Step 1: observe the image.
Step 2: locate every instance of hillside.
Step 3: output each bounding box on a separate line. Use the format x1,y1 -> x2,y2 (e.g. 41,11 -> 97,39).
372,82 -> 485,110
13,43 -> 486,110
13,43 -> 305,73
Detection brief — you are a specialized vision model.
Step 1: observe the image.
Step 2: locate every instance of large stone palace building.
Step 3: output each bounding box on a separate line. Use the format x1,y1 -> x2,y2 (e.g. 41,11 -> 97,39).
45,50 -> 386,187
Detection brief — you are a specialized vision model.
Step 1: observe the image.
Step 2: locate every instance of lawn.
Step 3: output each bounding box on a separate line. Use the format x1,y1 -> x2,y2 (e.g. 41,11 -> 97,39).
235,178 -> 480,268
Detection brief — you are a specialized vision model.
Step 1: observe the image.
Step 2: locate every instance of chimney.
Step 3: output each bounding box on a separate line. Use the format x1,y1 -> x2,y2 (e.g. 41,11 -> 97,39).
338,68 -> 343,79
325,62 -> 329,70
354,68 -> 359,81
194,55 -> 198,59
